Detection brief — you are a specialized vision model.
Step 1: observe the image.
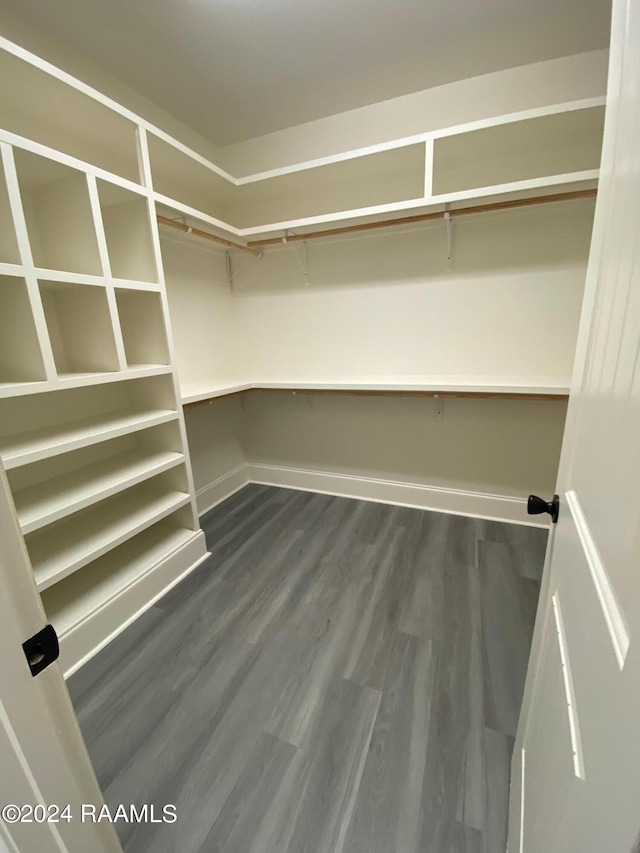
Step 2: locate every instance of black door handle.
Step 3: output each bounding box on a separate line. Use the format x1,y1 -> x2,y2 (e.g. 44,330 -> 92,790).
527,494 -> 559,523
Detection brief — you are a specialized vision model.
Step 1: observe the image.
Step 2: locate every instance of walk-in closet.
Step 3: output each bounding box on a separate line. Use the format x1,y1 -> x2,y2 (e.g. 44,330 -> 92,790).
4,2 -> 640,852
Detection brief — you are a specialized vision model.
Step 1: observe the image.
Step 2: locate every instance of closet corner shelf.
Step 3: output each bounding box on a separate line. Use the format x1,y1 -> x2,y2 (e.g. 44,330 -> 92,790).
180,376 -> 571,405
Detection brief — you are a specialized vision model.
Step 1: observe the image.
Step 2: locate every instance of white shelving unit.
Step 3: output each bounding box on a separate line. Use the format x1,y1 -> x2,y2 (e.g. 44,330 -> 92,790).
27,480 -> 191,592
0,48 -> 208,674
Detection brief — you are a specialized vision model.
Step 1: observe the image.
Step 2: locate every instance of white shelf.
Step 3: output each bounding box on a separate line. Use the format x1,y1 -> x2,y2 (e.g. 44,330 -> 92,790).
14,449 -> 184,534
0,407 -> 178,469
40,523 -> 197,639
181,375 -> 571,404
27,483 -> 191,591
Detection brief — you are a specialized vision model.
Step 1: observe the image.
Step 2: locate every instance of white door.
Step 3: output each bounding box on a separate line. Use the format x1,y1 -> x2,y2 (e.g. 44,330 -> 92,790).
0,463 -> 120,853
508,0 -> 640,850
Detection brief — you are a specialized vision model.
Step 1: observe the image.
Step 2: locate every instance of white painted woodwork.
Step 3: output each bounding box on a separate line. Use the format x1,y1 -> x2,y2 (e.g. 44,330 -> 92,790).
510,1 -> 640,848
13,448 -> 184,534
14,150 -> 103,275
0,464 -> 121,852
97,179 -> 158,282
26,481 -> 191,591
181,377 -> 570,405
432,105 -> 604,195
41,517 -> 207,675
0,407 -> 178,470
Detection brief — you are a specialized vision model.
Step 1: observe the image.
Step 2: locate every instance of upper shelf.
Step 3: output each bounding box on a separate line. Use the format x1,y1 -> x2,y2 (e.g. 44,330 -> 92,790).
181,376 -> 571,405
0,35 -> 606,242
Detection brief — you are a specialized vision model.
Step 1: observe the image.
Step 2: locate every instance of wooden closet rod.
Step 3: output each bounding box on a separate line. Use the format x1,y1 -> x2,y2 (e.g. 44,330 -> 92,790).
157,215 -> 260,257
246,188 -> 597,248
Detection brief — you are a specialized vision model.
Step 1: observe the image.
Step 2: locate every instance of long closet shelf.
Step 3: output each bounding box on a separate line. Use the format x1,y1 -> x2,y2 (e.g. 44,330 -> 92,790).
29,484 -> 192,592
0,408 -> 179,469
181,377 -> 571,405
14,449 -> 185,534
41,524 -> 198,638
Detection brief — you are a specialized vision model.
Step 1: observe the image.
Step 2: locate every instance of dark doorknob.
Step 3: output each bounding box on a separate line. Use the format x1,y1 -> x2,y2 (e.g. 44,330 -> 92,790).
527,494 -> 559,523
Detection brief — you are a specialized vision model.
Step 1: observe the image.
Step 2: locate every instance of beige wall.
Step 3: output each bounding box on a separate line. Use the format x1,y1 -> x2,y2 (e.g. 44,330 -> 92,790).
242,392 -> 567,500
161,235 -> 243,385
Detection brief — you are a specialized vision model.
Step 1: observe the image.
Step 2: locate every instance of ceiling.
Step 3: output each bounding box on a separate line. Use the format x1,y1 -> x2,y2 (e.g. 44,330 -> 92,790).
1,0 -> 611,147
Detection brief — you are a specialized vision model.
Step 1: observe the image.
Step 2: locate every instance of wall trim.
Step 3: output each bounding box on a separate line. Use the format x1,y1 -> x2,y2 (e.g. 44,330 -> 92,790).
246,463 -> 547,526
196,464 -> 250,516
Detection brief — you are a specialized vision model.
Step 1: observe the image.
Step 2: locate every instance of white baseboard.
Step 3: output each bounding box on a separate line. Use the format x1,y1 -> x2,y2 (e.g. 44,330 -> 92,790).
61,530 -> 209,678
246,463 -> 546,526
196,464 -> 250,516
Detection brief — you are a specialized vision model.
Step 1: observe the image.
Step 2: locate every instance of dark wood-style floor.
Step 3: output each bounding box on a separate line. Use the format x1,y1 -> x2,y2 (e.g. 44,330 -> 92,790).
68,485 -> 546,853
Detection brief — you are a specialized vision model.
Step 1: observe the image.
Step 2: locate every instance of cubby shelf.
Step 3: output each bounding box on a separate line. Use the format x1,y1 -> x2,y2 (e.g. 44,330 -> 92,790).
0,275 -> 47,385
0,407 -> 179,469
97,180 -> 158,283
41,522 -> 197,639
39,279 -> 120,376
13,449 -> 185,534
28,483 -> 192,591
115,288 -> 170,368
14,149 -> 103,275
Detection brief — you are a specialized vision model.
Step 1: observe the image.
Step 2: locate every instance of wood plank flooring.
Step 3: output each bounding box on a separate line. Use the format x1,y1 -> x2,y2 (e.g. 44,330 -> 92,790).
68,485 -> 546,853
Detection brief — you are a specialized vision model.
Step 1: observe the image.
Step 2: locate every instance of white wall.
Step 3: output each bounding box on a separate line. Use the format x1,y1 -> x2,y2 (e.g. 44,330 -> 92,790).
161,235 -> 243,385
232,199 -> 594,381
219,51 -> 609,175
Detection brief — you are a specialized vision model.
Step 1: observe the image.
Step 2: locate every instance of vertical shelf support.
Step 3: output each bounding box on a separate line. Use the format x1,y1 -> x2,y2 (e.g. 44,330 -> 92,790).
135,125 -> 201,531
86,173 -> 128,371
424,137 -> 434,200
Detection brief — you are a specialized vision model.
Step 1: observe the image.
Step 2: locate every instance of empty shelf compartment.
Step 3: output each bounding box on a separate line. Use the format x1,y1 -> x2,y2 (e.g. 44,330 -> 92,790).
26,479 -> 192,591
14,149 -> 102,275
97,180 -> 158,282
0,375 -> 180,468
115,288 -> 169,367
0,276 -> 47,384
39,279 -> 120,375
41,519 -> 196,637
13,446 -> 184,534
